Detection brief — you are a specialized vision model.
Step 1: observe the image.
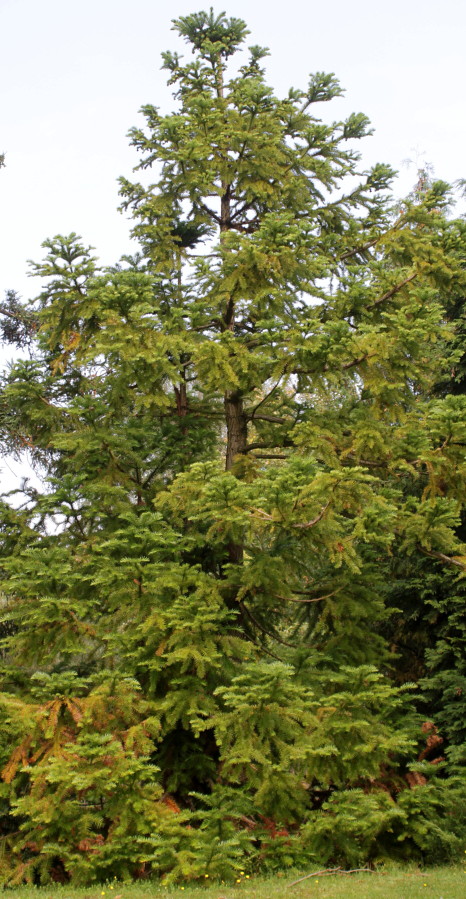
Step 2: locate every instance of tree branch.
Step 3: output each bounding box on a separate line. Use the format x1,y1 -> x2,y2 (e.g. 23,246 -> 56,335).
293,501 -> 330,529
366,272 -> 417,309
247,379 -> 282,420
288,868 -> 342,886
247,413 -> 290,424
294,352 -> 377,377
421,548 -> 466,571
250,453 -> 289,459
273,588 -> 340,603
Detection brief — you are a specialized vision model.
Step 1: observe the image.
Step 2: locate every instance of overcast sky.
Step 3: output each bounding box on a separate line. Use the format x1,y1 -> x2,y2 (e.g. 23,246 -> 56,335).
1,0 -> 465,302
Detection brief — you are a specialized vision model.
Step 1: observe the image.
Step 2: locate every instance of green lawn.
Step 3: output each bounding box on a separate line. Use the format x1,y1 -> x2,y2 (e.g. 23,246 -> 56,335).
3,866 -> 466,899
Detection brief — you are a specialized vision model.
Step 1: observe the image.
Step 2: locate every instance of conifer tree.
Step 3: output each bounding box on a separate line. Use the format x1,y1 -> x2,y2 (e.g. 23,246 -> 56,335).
1,10 -> 466,884
380,180 -> 466,773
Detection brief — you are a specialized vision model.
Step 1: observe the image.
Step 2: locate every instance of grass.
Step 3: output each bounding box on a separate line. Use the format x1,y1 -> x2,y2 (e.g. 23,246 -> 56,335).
3,866 -> 466,899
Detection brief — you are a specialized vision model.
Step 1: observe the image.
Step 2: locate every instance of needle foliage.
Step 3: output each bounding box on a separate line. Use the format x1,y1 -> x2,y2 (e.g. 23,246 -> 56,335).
0,10 -> 465,885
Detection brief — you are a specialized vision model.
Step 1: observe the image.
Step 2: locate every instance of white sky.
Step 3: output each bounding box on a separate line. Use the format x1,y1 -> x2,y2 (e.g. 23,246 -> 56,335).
0,0 -> 464,493
1,0 -> 465,302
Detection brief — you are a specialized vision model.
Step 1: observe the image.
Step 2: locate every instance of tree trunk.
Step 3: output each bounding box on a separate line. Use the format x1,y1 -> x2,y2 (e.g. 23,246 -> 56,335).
224,390 -> 247,565
174,381 -> 188,418
224,389 -> 247,472
217,61 -> 247,564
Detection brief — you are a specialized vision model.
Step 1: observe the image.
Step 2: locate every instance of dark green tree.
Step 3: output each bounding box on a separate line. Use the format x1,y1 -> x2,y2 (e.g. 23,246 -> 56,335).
380,175 -> 466,773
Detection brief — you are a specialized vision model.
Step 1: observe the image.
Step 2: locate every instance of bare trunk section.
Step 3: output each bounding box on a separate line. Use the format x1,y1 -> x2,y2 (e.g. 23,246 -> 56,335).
174,381 -> 188,418
224,390 -> 247,566
224,389 -> 248,471
220,168 -> 249,472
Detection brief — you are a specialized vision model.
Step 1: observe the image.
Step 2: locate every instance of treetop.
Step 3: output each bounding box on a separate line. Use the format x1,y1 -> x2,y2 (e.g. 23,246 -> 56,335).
172,8 -> 250,59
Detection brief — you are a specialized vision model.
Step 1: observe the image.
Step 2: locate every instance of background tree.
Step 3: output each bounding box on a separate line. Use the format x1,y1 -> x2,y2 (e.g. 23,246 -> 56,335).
380,175 -> 466,773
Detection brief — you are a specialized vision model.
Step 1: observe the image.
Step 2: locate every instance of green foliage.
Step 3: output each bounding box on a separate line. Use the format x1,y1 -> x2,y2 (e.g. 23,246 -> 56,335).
299,777 -> 466,868
391,775 -> 466,863
0,9 -> 465,885
10,734 -> 166,884
301,789 -> 403,868
0,677 -> 180,884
